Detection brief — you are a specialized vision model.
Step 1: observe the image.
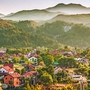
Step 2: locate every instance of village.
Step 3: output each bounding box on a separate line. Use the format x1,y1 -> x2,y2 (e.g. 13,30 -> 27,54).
0,46 -> 90,90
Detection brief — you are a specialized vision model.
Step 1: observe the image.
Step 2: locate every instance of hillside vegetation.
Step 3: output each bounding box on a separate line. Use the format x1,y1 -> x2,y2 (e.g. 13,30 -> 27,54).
36,21 -> 90,47
1,19 -> 90,48
48,14 -> 90,26
2,10 -> 60,21
0,19 -> 61,48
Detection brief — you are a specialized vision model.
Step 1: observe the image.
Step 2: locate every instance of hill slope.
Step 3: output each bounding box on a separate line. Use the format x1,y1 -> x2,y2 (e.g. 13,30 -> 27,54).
47,14 -> 90,26
1,19 -> 90,48
36,20 -> 90,48
2,10 -> 61,21
0,20 -> 61,48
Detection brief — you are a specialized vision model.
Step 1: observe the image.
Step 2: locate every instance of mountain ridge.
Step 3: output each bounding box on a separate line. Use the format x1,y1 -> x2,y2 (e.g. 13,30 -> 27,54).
1,3 -> 90,21
46,3 -> 90,14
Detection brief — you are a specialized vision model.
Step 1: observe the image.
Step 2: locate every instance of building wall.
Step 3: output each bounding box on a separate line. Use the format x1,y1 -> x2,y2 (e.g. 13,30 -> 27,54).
4,75 -> 13,86
4,75 -> 20,87
14,78 -> 20,86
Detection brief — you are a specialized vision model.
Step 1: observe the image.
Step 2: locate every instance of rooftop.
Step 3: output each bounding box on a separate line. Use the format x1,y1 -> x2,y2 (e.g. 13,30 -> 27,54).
9,72 -> 21,78
23,71 -> 37,78
3,66 -> 14,73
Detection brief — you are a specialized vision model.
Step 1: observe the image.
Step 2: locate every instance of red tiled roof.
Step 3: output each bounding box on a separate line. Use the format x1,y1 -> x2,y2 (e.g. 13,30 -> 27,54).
3,66 -> 14,73
9,72 -> 21,78
4,64 -> 14,69
23,71 -> 37,78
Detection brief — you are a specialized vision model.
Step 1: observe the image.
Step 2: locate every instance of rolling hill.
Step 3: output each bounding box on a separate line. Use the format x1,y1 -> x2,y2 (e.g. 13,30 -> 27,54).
47,14 -> 90,26
36,20 -> 90,48
1,19 -> 90,48
0,19 -> 61,48
2,9 -> 61,21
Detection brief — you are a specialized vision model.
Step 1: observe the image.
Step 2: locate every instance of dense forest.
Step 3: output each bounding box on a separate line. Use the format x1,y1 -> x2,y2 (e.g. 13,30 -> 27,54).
0,19 -> 90,48
0,19 -> 60,48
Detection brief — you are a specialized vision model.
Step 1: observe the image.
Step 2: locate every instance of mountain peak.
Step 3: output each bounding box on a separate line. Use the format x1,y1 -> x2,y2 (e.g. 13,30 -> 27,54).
54,3 -> 86,8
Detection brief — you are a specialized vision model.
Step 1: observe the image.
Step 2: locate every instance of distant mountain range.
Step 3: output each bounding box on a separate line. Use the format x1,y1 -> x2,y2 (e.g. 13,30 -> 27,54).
2,10 -> 61,21
1,3 -> 90,22
47,3 -> 90,14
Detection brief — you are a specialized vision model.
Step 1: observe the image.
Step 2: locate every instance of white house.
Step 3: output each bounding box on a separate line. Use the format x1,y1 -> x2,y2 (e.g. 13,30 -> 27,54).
71,75 -> 87,82
28,57 -> 37,64
72,75 -> 82,81
0,66 -> 14,74
54,67 -> 62,74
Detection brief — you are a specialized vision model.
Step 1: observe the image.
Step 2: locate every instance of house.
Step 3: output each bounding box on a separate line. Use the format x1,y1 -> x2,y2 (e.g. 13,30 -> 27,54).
4,72 -> 21,87
23,71 -> 37,78
24,64 -> 35,72
63,52 -> 73,57
23,71 -> 37,85
71,75 -> 82,81
30,52 -> 38,58
28,57 -> 37,65
49,50 -> 60,56
4,63 -> 14,69
71,75 -> 87,82
54,67 -> 62,74
0,66 -> 14,74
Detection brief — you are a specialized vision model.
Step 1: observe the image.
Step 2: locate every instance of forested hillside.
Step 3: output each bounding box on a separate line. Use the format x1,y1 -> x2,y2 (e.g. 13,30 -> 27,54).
1,19 -> 90,48
36,21 -> 90,47
0,19 -> 61,48
48,14 -> 90,26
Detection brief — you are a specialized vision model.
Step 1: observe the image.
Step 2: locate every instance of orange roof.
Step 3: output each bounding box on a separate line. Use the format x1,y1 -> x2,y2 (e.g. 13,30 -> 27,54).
9,72 -> 21,78
23,71 -> 37,78
3,66 -> 14,73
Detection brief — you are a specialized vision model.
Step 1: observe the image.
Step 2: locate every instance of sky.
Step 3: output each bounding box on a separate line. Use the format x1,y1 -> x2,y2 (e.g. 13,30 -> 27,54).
0,0 -> 90,15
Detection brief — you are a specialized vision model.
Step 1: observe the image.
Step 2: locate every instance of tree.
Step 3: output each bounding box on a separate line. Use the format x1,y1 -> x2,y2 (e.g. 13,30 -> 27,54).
58,57 -> 78,68
47,65 -> 54,77
12,57 -> 20,63
24,83 -> 32,90
40,72 -> 53,85
21,68 -> 26,74
43,55 -> 54,66
74,65 -> 89,76
36,56 -> 42,65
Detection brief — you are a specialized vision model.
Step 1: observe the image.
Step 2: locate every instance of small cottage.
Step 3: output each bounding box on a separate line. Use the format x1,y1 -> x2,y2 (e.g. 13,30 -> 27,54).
4,72 -> 21,87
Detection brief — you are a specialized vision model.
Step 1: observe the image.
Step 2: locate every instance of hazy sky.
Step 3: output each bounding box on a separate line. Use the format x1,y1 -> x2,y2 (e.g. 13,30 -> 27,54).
0,0 -> 90,15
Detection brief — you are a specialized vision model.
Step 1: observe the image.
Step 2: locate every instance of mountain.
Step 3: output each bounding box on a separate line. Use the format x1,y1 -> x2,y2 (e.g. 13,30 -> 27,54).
0,13 -> 5,17
2,3 -> 90,21
0,19 -> 61,48
47,3 -> 90,14
2,9 -> 61,21
47,14 -> 90,26
36,20 -> 90,48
